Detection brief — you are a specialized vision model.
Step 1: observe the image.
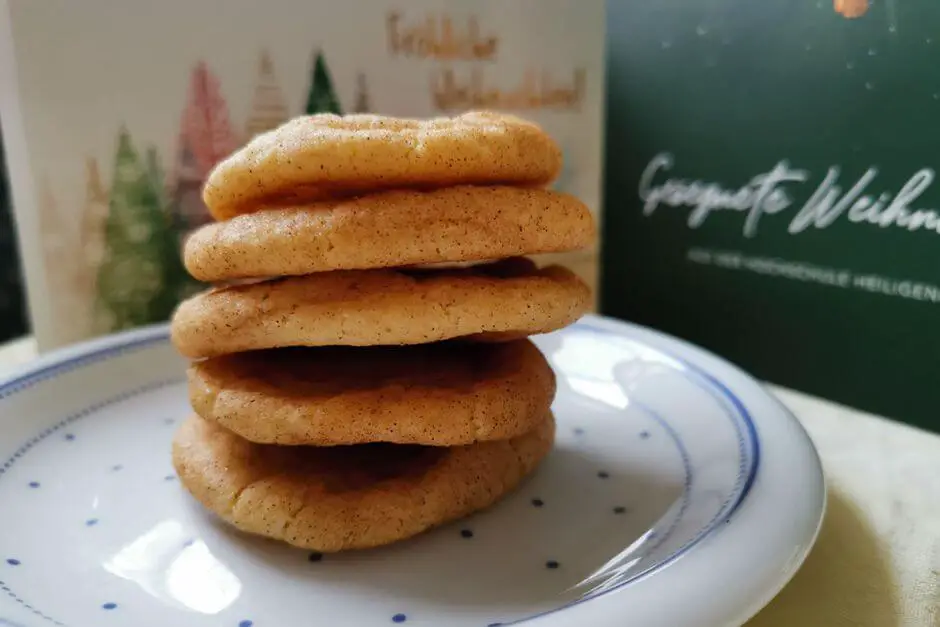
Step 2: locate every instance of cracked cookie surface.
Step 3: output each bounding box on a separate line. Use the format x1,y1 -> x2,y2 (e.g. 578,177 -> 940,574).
170,258 -> 590,359
171,413 -> 555,551
201,111 -> 563,220
185,185 -> 595,282
187,339 -> 555,446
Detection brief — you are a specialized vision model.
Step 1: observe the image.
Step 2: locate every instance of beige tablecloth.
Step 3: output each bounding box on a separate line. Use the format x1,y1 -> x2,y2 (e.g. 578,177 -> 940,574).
0,338 -> 937,626
749,388 -> 940,627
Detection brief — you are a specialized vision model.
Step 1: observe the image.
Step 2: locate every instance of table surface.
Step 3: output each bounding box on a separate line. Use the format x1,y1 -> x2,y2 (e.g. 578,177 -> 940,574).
0,336 -> 937,626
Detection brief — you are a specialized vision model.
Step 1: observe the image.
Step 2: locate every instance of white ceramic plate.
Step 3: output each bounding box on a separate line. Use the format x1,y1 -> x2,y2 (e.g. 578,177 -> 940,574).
0,315 -> 824,627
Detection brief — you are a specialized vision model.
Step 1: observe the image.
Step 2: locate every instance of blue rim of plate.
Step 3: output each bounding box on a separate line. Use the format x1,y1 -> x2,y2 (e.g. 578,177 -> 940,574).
0,320 -> 761,627
501,322 -> 761,624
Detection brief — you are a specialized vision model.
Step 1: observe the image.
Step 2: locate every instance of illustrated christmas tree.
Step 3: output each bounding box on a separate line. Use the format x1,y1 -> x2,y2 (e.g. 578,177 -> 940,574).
169,137 -> 202,236
38,175 -> 88,343
36,176 -> 68,276
145,146 -> 168,212
353,72 -> 371,113
245,50 -> 289,138
181,61 -> 239,173
94,128 -> 183,332
167,136 -> 211,299
145,145 -> 193,303
78,157 -> 110,306
168,60 -> 238,236
304,49 -> 343,114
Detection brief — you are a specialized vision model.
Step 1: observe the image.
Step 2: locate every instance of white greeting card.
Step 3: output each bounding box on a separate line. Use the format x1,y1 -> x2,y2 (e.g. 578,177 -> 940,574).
0,0 -> 605,350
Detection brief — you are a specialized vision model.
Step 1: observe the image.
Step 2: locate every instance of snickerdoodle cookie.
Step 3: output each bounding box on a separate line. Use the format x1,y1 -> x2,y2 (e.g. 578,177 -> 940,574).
187,339 -> 555,446
202,111 -> 563,220
184,186 -> 594,282
170,258 -> 589,359
172,412 -> 555,551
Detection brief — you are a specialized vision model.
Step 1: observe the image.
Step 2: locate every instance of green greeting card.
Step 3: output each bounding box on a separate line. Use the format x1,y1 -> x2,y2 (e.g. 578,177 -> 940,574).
603,0 -> 940,431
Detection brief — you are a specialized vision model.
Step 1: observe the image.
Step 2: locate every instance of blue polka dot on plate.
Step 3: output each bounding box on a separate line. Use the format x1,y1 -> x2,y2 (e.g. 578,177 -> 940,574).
392,613 -> 407,623
102,602 -> 117,610
6,558 -> 20,566
238,620 -> 253,627
28,481 -> 39,488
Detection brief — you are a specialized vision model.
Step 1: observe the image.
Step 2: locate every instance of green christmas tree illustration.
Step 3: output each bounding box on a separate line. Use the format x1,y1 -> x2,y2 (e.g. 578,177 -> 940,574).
93,129 -> 183,332
304,49 -> 343,115
144,145 -> 194,306
144,147 -> 165,207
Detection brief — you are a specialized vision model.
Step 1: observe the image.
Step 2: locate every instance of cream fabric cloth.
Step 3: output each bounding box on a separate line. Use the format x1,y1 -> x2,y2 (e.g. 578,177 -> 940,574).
0,340 -> 937,625
749,387 -> 940,627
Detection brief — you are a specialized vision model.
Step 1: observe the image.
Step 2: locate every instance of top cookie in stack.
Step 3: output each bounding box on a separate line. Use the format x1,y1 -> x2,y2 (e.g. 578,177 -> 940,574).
168,111 -> 595,552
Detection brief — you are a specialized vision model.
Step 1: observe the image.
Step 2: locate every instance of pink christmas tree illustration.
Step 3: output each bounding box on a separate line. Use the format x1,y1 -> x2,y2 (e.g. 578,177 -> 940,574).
179,60 -> 238,175
169,60 -> 238,235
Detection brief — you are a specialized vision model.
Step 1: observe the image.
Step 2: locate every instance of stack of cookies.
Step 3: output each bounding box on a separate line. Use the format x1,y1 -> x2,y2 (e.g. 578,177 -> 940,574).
169,111 -> 596,552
